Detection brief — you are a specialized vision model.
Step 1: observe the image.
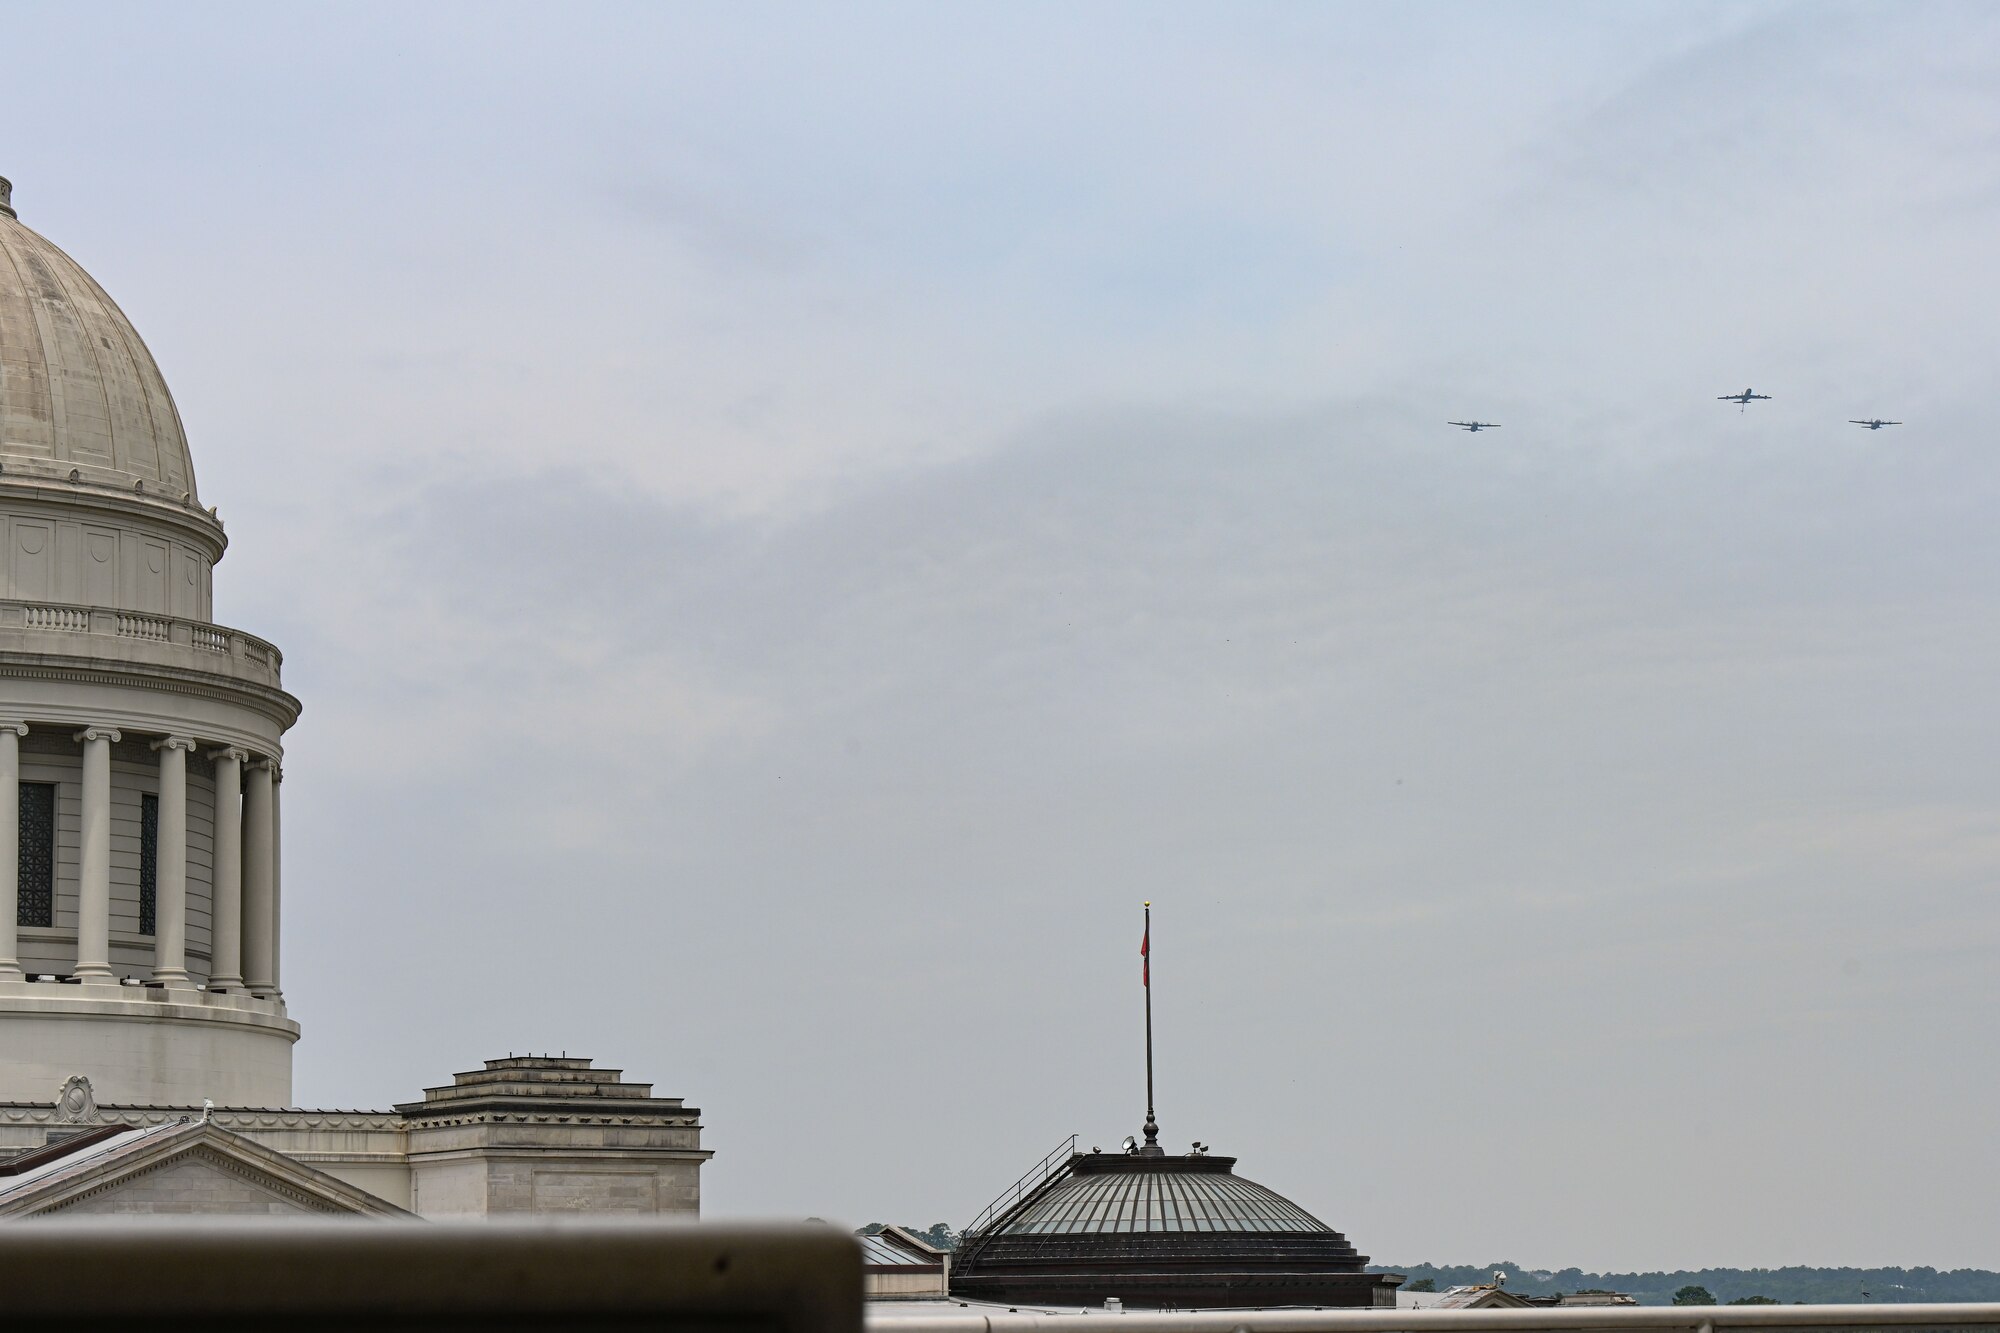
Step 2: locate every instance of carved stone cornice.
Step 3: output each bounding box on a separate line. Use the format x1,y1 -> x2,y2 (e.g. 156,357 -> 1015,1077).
0,1104 -> 404,1132
0,657 -> 300,731
0,475 -> 227,559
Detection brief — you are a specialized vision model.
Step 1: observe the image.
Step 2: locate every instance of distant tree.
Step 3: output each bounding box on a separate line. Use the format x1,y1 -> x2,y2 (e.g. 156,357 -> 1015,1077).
1673,1286 -> 1717,1306
1407,1279 -> 1437,1293
1729,1297 -> 1780,1306
1373,1265 -> 2000,1307
856,1222 -> 956,1250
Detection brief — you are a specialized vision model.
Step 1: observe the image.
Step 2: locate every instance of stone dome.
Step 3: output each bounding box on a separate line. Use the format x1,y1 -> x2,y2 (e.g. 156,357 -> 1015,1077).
0,177 -> 199,502
0,175 -> 292,1109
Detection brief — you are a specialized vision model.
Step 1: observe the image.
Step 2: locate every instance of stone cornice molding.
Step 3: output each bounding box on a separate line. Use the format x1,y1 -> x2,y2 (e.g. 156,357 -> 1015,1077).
0,475 -> 227,560
0,1104 -> 403,1131
0,658 -> 301,731
150,734 -> 197,752
72,726 -> 121,745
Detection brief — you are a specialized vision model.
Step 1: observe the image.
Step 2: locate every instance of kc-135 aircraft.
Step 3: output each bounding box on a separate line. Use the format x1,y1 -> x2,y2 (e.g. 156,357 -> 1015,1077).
1718,388 -> 1772,408
1850,419 -> 1901,430
1448,421 -> 1500,432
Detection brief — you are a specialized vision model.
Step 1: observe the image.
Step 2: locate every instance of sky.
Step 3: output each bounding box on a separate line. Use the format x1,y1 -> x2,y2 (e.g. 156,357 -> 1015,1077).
4,0 -> 2000,1272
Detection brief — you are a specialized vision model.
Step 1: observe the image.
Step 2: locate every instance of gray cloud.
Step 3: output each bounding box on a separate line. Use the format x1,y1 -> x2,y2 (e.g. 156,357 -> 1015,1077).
4,0 -> 1998,1270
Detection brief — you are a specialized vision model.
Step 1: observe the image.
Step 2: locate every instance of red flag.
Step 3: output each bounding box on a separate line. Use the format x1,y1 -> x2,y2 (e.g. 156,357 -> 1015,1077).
1140,922 -> 1149,988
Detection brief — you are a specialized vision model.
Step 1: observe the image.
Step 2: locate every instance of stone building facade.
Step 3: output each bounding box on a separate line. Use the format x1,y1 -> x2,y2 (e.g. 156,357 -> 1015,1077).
0,175 -> 707,1216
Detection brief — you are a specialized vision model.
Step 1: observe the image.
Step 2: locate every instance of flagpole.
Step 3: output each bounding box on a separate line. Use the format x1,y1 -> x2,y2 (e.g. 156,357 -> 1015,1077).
1142,901 -> 1158,1152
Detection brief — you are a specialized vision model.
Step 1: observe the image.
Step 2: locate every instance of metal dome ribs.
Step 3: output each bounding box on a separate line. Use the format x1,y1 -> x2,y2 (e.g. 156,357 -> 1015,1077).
950,1148 -> 1397,1310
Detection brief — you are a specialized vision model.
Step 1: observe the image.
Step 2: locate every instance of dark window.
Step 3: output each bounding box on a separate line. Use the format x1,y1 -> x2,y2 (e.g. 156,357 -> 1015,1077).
18,783 -> 53,928
139,792 -> 159,936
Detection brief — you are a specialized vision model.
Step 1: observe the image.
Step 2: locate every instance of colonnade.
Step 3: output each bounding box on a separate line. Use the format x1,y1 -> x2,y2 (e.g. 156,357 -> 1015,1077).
0,724 -> 281,997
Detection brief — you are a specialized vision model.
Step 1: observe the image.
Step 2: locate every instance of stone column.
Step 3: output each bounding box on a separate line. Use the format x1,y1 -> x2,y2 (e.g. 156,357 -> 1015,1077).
72,727 -> 121,983
242,758 -> 275,997
208,746 -> 247,991
270,764 -> 282,1000
150,736 -> 197,989
0,722 -> 26,981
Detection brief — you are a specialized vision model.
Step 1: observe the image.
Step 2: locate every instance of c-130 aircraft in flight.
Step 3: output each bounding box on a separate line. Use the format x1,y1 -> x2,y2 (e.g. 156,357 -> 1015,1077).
1442,391 -> 1905,432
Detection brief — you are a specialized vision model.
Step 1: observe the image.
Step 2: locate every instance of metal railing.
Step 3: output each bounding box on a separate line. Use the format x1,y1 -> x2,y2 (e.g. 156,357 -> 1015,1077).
866,1303 -> 2000,1333
962,1134 -> 1079,1242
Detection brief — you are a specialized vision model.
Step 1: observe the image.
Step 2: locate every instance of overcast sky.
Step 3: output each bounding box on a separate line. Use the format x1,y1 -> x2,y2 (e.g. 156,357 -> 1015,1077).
6,0 -> 2000,1272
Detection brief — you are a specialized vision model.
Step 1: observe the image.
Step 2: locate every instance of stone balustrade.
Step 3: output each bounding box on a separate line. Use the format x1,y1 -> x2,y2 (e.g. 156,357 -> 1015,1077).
0,599 -> 284,691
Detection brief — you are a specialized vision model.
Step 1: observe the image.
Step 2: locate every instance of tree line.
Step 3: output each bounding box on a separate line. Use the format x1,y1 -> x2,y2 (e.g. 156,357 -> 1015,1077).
1377,1263 -> 2000,1306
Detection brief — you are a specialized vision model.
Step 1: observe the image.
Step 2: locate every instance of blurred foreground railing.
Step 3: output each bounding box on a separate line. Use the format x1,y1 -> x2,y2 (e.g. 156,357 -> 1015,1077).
0,1219 -> 861,1333
868,1304 -> 2000,1333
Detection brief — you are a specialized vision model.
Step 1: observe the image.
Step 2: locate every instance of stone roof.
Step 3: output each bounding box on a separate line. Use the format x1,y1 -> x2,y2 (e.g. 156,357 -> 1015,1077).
395,1054 -> 700,1122
0,176 -> 200,501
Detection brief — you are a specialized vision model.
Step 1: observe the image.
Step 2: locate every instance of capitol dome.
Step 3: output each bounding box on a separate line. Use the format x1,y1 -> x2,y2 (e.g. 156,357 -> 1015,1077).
0,177 -> 198,503
0,176 -> 296,1110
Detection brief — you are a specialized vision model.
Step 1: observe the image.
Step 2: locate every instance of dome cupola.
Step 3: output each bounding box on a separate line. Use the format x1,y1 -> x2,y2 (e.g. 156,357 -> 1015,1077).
0,177 -> 201,504
0,177 -> 297,1110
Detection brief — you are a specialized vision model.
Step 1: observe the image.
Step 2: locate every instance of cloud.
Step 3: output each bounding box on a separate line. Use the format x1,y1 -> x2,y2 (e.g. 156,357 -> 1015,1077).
8,0 -> 2000,1269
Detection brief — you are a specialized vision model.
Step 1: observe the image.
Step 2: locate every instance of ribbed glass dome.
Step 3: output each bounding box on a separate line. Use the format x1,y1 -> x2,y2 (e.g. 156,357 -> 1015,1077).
951,1149 -> 1388,1309
1003,1159 -> 1329,1235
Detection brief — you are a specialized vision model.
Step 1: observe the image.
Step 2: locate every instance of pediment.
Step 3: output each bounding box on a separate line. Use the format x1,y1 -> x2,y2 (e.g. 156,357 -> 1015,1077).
0,1122 -> 405,1217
